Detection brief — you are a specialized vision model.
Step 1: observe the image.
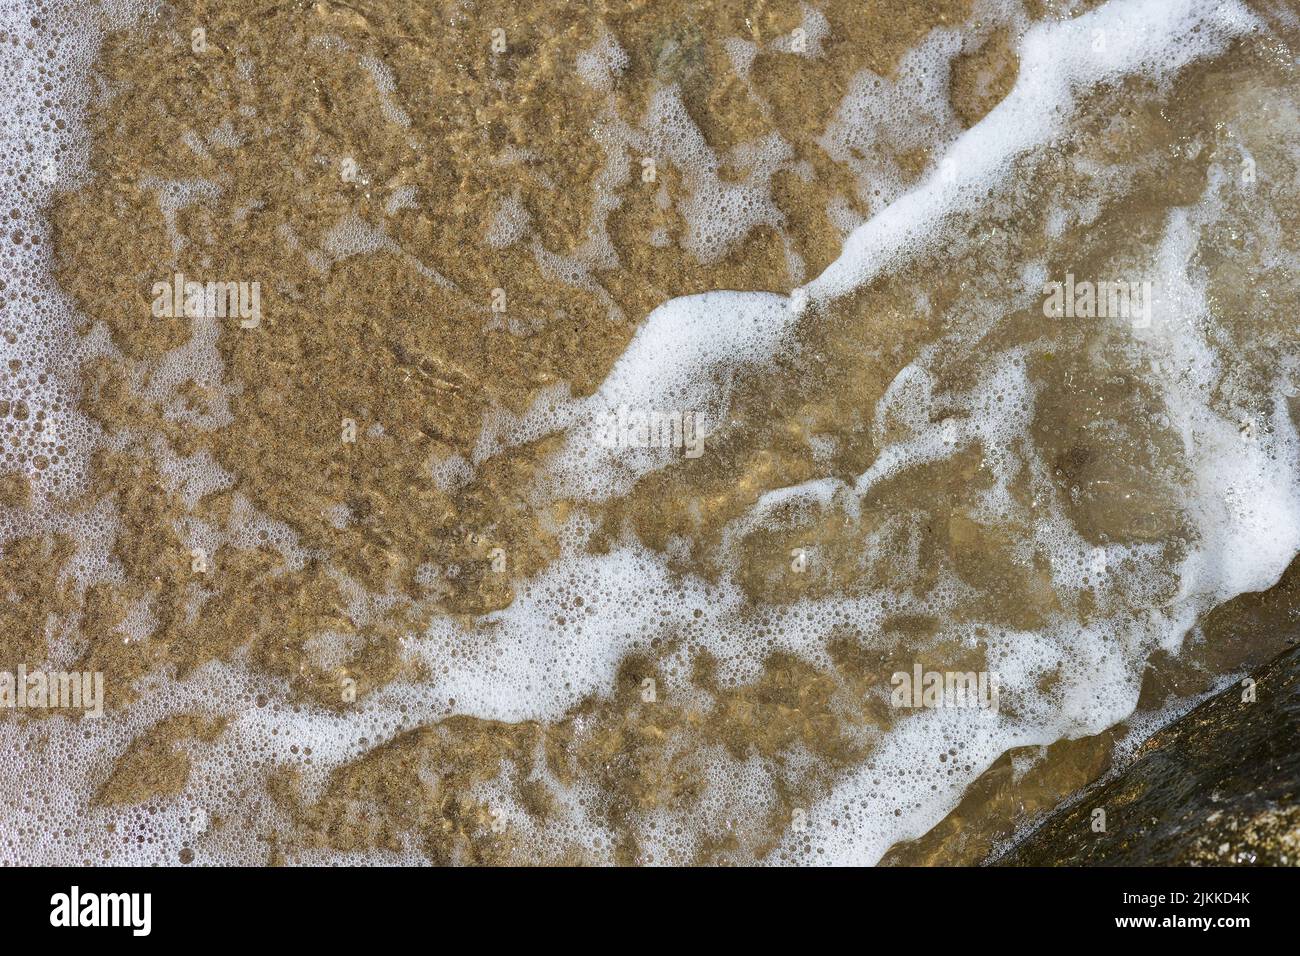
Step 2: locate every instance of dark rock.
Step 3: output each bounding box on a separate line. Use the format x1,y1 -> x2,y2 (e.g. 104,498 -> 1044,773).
996,643 -> 1300,866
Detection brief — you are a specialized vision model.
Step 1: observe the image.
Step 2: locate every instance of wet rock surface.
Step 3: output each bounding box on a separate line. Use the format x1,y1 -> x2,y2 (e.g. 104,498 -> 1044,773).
997,642 -> 1300,866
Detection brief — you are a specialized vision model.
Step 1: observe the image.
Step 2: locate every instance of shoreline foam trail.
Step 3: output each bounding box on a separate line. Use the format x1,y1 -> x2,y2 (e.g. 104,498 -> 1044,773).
803,0 -> 1261,304
2,0 -> 1299,865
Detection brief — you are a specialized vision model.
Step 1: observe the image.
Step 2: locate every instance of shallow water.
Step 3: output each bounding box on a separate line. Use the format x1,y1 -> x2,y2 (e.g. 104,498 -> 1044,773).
1,0 -> 1299,865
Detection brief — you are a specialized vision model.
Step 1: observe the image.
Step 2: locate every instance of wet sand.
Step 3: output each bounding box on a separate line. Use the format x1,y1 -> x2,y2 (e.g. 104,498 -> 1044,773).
1,0 -> 1299,864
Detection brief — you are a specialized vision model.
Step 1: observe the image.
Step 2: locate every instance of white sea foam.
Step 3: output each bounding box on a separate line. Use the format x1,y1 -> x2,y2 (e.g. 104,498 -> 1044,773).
805,0 -> 1260,303
1,0 -> 1295,867
440,0 -> 1291,866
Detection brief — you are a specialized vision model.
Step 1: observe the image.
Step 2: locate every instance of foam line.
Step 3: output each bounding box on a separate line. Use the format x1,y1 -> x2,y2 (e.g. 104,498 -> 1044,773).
803,0 -> 1259,304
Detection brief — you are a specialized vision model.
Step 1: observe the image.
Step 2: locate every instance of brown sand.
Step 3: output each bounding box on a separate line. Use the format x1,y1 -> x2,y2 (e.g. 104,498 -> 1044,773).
3,0 -> 1299,864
